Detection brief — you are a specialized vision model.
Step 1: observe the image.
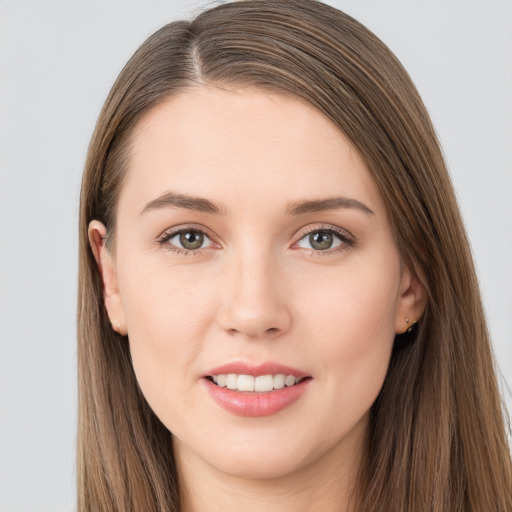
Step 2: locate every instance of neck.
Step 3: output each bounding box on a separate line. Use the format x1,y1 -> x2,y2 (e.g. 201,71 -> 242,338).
175,417 -> 367,512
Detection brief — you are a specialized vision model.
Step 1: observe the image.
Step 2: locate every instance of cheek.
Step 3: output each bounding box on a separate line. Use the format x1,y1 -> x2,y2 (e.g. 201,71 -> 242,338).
299,257 -> 399,409
121,252 -> 217,338
117,257 -> 219,411
300,253 -> 400,338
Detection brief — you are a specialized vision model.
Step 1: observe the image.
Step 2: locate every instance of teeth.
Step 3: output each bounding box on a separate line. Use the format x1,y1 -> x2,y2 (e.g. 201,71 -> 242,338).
285,375 -> 296,387
226,374 -> 238,390
255,375 -> 274,392
273,374 -> 285,389
237,374 -> 255,392
210,373 -> 303,392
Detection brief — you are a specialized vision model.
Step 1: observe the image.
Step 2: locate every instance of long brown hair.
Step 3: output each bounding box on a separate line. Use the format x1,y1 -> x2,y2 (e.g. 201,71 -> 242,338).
77,1 -> 512,510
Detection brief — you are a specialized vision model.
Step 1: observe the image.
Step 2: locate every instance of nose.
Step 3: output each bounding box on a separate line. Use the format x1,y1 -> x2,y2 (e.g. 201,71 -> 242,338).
216,246 -> 292,341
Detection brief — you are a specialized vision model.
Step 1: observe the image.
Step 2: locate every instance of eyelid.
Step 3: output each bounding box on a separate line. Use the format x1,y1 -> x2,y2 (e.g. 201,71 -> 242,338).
295,223 -> 354,242
296,223 -> 352,238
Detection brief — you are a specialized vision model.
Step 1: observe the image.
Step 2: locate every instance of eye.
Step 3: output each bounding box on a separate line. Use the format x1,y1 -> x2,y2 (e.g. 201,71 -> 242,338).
158,227 -> 214,254
295,226 -> 354,253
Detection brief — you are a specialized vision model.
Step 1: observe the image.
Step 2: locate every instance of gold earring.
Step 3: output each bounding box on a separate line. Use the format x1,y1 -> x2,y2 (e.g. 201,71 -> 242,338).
405,317 -> 417,333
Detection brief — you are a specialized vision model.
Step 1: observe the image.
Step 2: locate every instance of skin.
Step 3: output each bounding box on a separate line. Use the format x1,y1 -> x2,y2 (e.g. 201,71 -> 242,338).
89,86 -> 426,512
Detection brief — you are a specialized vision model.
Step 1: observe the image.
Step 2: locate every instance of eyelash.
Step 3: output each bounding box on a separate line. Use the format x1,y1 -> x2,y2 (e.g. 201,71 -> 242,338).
156,224 -> 355,257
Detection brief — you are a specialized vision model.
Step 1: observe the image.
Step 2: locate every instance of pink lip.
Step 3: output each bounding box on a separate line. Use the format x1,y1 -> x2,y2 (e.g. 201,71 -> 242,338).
204,361 -> 309,378
202,361 -> 312,417
202,378 -> 311,417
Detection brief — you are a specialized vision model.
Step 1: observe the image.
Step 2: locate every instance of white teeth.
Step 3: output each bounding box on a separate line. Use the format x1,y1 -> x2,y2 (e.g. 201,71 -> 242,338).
273,373 -> 285,389
255,375 -> 274,392
237,374 -> 255,392
210,373 -> 303,392
285,375 -> 296,387
226,374 -> 238,390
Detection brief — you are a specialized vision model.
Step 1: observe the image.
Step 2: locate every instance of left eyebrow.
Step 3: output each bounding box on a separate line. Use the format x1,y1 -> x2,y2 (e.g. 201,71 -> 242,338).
141,191 -> 227,216
286,197 -> 374,216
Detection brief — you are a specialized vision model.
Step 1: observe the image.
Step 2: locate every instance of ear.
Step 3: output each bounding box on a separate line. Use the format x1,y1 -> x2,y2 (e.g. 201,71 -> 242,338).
88,220 -> 127,336
394,263 -> 427,335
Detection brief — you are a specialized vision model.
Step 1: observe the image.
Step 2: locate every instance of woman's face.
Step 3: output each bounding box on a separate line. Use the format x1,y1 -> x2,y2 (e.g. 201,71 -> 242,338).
91,86 -> 424,480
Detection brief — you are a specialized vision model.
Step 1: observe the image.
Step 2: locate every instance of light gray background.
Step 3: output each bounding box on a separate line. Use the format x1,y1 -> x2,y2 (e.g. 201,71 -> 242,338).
0,1 -> 510,510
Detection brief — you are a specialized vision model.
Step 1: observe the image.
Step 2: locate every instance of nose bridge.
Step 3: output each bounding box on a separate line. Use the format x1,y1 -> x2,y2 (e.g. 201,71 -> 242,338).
218,237 -> 291,339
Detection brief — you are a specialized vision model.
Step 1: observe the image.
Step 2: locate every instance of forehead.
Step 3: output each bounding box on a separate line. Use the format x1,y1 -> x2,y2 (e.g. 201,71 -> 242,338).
121,85 -> 384,216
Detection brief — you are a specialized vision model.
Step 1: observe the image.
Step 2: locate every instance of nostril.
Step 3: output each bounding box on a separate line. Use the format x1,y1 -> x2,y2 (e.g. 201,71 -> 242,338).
217,295 -> 292,339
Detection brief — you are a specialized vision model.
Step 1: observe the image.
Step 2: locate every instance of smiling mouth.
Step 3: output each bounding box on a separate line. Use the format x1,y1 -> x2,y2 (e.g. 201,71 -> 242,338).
206,373 -> 310,393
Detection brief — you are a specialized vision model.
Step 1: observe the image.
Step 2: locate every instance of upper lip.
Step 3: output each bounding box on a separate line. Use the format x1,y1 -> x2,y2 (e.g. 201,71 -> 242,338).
205,361 -> 310,378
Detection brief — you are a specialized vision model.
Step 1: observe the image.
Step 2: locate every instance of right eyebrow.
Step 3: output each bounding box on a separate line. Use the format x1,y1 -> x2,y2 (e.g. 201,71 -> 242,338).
140,191 -> 227,216
285,196 -> 374,216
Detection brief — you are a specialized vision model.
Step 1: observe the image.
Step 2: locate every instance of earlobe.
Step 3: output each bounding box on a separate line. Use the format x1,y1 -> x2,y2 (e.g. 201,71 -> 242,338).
394,264 -> 427,335
88,220 -> 127,336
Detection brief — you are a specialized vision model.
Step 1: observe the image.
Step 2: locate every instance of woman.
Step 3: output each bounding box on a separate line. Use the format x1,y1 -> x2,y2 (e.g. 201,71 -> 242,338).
78,0 -> 512,510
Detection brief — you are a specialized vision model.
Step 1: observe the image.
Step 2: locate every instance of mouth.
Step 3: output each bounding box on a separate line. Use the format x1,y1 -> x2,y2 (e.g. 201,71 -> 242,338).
205,373 -> 309,393
202,363 -> 312,417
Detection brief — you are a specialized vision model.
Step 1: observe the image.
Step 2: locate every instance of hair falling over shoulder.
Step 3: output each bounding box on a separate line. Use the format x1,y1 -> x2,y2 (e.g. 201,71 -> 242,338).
77,1 -> 512,510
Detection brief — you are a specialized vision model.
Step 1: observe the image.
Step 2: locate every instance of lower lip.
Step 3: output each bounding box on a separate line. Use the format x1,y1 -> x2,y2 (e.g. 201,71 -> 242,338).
202,378 -> 312,417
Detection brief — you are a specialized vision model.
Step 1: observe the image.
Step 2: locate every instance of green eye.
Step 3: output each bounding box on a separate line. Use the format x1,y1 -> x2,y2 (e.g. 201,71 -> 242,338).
177,230 -> 205,250
309,231 -> 336,250
296,227 -> 352,252
159,228 -> 214,254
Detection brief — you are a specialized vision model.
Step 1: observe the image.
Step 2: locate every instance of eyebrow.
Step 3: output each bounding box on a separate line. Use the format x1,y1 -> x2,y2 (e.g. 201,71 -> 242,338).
286,197 -> 374,216
141,191 -> 227,216
141,191 -> 374,216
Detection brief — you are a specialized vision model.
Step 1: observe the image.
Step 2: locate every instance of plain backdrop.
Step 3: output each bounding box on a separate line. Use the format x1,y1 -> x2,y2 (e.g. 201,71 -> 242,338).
0,1 -> 511,510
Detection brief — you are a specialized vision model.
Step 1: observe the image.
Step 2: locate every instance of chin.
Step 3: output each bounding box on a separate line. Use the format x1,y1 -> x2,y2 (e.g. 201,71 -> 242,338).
173,416 -> 362,483
203,443 -> 319,480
